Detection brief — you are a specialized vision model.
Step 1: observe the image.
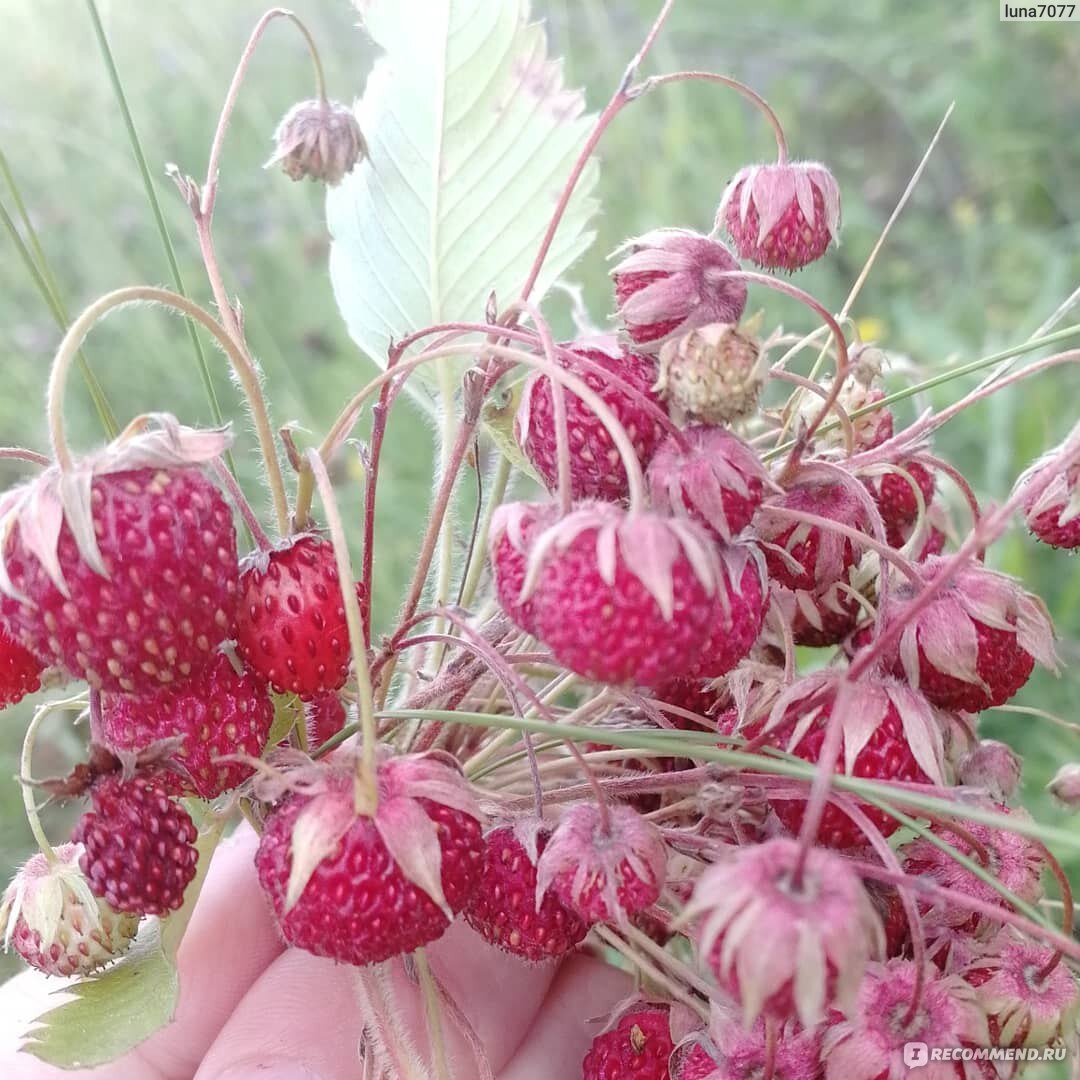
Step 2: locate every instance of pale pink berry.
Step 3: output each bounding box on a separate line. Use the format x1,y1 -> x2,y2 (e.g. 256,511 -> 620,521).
1019,447 -> 1080,549
647,426 -> 773,543
876,558 -> 1057,713
822,960 -> 990,1080
0,844 -> 138,977
514,338 -> 666,502
957,740 -> 1022,802
655,323 -> 765,425
684,837 -> 883,1025
718,161 -> 841,272
610,228 -> 747,351
1048,762 -> 1080,808
672,1008 -> 823,1080
962,936 -> 1080,1047
536,802 -> 666,926
900,807 -> 1046,932
521,503 -> 723,687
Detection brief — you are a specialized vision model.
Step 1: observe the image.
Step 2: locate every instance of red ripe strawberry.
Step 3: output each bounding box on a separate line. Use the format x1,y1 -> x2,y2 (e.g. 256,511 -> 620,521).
654,677 -> 727,721
0,843 -> 139,977
0,456 -> 238,695
646,426 -> 772,543
755,479 -> 871,595
74,774 -> 199,916
879,558 -> 1057,713
514,339 -> 665,502
525,504 -> 722,687
610,228 -> 747,350
717,161 -> 841,271
864,460 -> 935,530
489,501 -> 558,635
254,752 -> 482,966
1020,450 -> 1080,549
0,622 -> 43,708
537,802 -> 666,925
582,1006 -> 674,1080
305,692 -> 347,748
464,823 -> 587,962
673,1014 -> 824,1080
93,652 -> 273,800
749,673 -> 945,848
687,545 -> 766,679
236,534 -> 367,699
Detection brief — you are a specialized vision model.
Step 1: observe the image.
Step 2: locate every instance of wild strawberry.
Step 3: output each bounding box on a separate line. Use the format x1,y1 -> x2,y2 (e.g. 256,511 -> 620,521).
878,558 -> 1057,713
718,160 -> 841,271
755,479 -> 872,595
654,677 -> 728,721
956,739 -> 1022,802
489,501 -> 559,635
822,960 -> 991,1079
0,418 -> 239,694
962,936 -> 1080,1048
610,228 -> 747,351
899,806 -> 1045,932
93,652 -> 273,800
514,338 -> 665,502
464,822 -> 587,962
655,323 -> 765,426
236,534 -> 368,699
1019,446 -> 1080,549
537,802 -> 666,925
305,692 -> 347,749
887,515 -> 947,560
754,477 -> 874,647
254,751 -> 482,966
748,673 -> 945,848
582,1005 -> 674,1080
646,426 -> 773,543
0,622 -> 44,708
684,837 -> 883,1026
520,504 -> 722,687
686,545 -> 766,678
0,843 -> 138,976
74,774 -> 199,916
672,1010 -> 823,1080
863,459 -> 936,531
1048,762 -> 1080,807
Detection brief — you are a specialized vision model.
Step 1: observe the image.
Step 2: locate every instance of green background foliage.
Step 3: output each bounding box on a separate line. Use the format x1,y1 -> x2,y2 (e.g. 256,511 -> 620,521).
0,2 -> 1077,1067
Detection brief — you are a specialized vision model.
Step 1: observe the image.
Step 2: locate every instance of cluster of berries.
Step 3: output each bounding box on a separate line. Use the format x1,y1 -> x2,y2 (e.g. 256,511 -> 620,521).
0,419 -> 360,972
0,14 -> 1078,1080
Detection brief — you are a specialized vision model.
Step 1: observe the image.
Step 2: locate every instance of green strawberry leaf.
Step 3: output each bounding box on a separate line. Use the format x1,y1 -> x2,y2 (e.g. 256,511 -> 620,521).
328,0 -> 599,412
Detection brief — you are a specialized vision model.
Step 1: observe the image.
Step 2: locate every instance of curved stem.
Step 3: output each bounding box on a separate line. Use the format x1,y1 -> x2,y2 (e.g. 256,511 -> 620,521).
768,368 -> 856,451
0,447 -> 49,467
45,286 -> 289,533
212,458 -> 272,551
201,7 -> 327,221
21,705 -> 58,864
1036,842 -> 1073,982
638,72 -> 787,160
305,450 -> 377,814
414,948 -> 451,1080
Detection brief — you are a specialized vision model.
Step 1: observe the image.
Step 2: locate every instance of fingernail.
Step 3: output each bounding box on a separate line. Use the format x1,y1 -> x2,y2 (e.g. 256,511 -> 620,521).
216,1062 -> 324,1080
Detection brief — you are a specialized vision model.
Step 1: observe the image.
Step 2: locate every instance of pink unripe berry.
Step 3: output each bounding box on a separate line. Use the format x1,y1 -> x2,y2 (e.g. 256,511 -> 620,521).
957,740 -> 1022,802
267,99 -> 367,185
718,160 -> 841,272
1047,763 -> 1080,808
610,228 -> 747,351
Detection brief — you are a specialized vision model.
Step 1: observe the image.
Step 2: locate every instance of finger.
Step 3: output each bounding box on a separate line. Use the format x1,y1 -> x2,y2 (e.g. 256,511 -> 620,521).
497,952 -> 632,1080
195,921 -> 563,1080
0,824 -> 283,1080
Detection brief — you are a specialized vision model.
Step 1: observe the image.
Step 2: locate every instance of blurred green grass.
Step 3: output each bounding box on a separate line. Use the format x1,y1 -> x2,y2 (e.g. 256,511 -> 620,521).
0,0 -> 1077,1057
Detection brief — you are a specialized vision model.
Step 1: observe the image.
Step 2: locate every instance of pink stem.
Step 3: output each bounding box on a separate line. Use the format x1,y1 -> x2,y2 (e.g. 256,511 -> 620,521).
213,458 -> 272,550
0,447 -> 49,467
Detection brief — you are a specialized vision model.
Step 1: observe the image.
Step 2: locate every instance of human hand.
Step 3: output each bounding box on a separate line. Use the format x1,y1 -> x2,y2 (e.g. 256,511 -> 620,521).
0,826 -> 630,1079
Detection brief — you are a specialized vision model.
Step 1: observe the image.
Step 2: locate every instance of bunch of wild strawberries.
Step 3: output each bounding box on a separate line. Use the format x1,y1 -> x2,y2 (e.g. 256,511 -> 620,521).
2,12 -> 1080,1080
